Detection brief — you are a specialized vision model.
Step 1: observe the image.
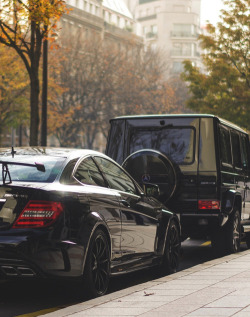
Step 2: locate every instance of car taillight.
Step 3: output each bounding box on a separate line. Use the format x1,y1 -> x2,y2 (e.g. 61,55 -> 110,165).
198,200 -> 220,210
13,201 -> 64,228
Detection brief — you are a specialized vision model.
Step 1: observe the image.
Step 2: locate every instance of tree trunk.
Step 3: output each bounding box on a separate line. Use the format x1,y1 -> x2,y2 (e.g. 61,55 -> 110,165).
29,71 -> 40,146
29,20 -> 42,146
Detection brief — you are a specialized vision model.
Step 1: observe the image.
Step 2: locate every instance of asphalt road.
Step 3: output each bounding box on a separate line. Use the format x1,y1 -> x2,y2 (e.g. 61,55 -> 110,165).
0,240 -> 247,317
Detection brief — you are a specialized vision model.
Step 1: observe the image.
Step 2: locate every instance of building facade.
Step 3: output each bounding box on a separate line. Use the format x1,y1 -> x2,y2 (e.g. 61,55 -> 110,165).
124,0 -> 202,76
63,0 -> 140,46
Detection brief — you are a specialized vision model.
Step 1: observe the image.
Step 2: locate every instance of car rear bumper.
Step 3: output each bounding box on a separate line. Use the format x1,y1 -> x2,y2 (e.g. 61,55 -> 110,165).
180,212 -> 227,238
0,235 -> 85,279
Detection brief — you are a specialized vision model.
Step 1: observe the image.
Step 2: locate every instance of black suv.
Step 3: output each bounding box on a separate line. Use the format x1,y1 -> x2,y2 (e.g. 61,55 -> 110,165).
106,114 -> 250,255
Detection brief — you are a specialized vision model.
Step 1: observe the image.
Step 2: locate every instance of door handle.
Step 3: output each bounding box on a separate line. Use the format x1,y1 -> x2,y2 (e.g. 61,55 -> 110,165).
120,200 -> 130,208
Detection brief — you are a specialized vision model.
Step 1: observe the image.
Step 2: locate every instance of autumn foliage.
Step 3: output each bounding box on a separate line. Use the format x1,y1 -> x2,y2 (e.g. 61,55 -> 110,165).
48,32 -> 185,149
0,0 -> 67,145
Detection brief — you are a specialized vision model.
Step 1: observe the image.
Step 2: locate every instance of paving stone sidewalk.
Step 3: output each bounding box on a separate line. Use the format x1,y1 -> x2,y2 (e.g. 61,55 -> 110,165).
43,249 -> 250,317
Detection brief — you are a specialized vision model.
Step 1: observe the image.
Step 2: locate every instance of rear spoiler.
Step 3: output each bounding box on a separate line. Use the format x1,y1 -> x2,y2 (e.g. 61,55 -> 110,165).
0,161 -> 45,185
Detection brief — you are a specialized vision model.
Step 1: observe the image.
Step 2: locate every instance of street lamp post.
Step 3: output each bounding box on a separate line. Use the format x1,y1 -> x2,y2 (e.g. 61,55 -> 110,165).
41,25 -> 48,146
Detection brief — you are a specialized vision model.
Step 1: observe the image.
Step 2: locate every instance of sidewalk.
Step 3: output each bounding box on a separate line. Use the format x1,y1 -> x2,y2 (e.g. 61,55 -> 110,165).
43,249 -> 250,317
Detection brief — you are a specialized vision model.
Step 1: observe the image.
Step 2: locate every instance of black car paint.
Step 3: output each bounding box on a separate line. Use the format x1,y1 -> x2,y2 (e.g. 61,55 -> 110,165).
0,148 -> 179,281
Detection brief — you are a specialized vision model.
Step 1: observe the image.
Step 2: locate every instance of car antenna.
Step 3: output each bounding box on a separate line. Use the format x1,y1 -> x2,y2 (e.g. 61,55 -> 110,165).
11,146 -> 16,158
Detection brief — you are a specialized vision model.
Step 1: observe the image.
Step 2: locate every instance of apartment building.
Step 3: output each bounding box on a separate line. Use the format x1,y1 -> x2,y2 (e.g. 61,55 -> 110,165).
62,0 -> 140,46
124,0 -> 202,76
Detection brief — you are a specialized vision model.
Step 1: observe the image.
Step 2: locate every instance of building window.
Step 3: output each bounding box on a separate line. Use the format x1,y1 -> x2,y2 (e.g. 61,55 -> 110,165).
152,24 -> 158,34
172,24 -> 197,37
143,26 -> 149,35
146,24 -> 158,38
84,1 -> 88,11
172,62 -> 184,74
172,43 -> 192,56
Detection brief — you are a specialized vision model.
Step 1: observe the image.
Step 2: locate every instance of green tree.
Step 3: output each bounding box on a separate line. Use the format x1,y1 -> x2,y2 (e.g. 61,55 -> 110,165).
0,0 -> 67,145
182,0 -> 250,129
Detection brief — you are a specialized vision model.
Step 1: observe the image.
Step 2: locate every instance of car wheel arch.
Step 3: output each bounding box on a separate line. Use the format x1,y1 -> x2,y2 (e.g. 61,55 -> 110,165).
221,190 -> 242,218
79,213 -> 112,274
157,214 -> 181,255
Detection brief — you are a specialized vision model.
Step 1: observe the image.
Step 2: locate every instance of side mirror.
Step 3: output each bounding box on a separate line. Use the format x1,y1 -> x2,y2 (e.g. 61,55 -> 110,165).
143,183 -> 160,199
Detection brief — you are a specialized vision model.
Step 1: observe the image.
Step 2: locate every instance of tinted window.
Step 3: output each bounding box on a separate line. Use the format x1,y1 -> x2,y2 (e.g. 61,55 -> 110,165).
0,156 -> 65,183
60,158 -> 78,184
129,127 -> 195,164
219,127 -> 232,165
95,157 -> 137,194
106,120 -> 125,164
74,157 -> 106,187
231,132 -> 242,168
241,135 -> 250,170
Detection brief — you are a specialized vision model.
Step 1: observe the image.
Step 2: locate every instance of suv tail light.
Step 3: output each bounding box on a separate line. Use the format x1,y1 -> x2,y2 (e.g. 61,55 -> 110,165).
198,200 -> 220,210
13,201 -> 64,228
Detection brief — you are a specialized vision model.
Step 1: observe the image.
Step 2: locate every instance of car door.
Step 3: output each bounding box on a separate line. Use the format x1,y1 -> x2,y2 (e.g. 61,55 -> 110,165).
231,130 -> 245,213
240,134 -> 250,221
94,156 -> 159,261
73,156 -> 122,261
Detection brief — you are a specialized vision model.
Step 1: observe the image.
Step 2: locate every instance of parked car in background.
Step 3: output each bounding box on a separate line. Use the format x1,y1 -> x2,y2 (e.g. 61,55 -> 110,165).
0,147 -> 180,297
106,114 -> 250,255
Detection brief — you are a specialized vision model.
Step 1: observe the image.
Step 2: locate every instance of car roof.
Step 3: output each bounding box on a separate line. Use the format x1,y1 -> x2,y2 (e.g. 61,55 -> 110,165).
110,114 -> 247,134
0,147 -> 107,161
111,114 -> 217,120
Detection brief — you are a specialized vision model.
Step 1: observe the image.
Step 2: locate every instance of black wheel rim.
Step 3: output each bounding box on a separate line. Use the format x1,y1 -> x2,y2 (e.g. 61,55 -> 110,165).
91,234 -> 110,295
168,225 -> 180,270
232,213 -> 240,252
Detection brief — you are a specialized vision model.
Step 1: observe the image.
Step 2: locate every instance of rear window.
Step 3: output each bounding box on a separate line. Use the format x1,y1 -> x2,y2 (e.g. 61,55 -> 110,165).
129,127 -> 195,164
0,156 -> 65,183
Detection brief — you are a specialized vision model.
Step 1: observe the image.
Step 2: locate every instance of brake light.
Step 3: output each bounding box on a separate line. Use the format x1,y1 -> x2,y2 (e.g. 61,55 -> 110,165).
13,201 -> 64,228
198,200 -> 220,210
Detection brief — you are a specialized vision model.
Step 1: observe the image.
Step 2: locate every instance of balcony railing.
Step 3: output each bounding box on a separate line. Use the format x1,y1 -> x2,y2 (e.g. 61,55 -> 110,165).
146,32 -> 157,39
171,49 -> 192,57
171,31 -> 199,38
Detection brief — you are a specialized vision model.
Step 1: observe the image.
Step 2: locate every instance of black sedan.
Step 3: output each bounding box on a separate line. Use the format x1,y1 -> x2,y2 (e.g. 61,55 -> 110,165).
0,147 -> 180,297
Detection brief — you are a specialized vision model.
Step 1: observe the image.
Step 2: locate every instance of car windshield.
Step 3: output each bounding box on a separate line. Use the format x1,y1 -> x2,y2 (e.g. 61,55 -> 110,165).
0,156 -> 65,183
129,127 -> 195,164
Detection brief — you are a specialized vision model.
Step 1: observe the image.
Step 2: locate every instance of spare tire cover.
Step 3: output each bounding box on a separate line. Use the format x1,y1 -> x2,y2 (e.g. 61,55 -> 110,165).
122,149 -> 178,203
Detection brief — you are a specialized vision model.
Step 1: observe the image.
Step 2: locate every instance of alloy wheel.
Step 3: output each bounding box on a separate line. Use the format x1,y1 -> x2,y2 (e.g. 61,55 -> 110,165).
168,224 -> 180,271
90,233 -> 110,295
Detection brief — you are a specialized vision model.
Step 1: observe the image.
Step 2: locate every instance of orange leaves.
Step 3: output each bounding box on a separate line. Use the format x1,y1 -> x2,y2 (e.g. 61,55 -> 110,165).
28,0 -> 67,34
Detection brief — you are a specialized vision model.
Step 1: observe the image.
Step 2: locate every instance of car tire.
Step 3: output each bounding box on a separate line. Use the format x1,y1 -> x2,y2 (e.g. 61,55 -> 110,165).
83,229 -> 110,297
159,220 -> 180,275
122,149 -> 180,203
211,210 -> 241,256
225,209 -> 241,254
